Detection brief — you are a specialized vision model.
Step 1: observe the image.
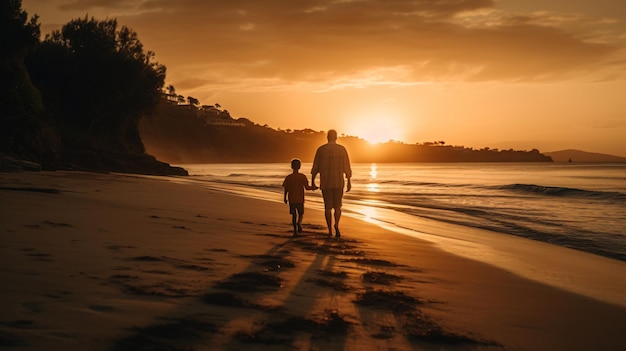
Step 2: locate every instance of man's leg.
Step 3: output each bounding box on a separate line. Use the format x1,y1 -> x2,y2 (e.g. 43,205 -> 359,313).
334,208 -> 342,238
325,209 -> 333,236
322,190 -> 334,236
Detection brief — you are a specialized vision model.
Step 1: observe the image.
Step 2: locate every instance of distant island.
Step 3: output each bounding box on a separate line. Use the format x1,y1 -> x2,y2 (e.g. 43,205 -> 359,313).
544,150 -> 626,163
139,95 -> 553,164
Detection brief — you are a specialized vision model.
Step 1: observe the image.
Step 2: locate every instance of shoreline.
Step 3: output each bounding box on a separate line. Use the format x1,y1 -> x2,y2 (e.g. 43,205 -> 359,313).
1,171 -> 625,350
348,206 -> 626,308
151,174 -> 626,307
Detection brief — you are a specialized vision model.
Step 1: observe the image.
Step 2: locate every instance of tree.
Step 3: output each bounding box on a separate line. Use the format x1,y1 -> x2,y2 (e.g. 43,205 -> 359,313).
166,84 -> 176,101
0,0 -> 58,162
187,96 -> 199,106
1,0 -> 40,58
1,0 -> 42,119
27,16 -> 166,153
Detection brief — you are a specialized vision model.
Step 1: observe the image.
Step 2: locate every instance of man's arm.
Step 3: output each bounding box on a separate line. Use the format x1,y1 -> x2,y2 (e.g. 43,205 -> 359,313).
311,150 -> 319,190
344,146 -> 352,192
310,173 -> 318,190
343,146 -> 352,179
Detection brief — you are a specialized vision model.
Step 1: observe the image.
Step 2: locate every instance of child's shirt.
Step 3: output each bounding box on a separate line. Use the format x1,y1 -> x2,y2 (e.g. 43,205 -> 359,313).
283,173 -> 309,203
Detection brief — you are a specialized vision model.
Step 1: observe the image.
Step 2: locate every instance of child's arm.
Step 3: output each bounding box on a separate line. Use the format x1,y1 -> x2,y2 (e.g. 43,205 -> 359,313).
283,188 -> 288,203
304,176 -> 316,190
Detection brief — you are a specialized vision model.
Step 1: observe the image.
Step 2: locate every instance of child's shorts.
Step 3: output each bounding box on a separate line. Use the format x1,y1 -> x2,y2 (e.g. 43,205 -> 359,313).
289,203 -> 304,215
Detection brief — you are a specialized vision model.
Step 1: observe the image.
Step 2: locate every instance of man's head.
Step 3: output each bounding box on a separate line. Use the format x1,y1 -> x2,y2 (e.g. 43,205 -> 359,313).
290,158 -> 301,170
327,129 -> 338,142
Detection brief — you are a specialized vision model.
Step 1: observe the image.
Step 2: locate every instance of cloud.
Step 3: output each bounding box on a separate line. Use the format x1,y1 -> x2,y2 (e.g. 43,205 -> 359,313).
58,0 -> 139,11
591,117 -> 626,128
48,0 -> 626,90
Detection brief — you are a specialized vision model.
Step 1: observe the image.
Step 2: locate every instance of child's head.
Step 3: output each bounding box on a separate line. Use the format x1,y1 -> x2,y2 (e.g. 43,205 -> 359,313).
290,158 -> 301,170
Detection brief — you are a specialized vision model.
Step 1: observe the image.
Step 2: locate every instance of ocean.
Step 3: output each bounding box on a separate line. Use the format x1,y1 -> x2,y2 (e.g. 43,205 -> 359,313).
178,163 -> 626,263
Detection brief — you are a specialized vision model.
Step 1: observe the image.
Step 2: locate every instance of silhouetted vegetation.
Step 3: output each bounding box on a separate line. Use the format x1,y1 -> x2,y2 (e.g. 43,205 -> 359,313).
140,96 -> 552,164
1,1 -> 185,174
0,0 -> 59,165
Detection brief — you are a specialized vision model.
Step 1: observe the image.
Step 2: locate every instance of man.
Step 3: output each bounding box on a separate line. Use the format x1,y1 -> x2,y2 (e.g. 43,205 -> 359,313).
311,129 -> 352,238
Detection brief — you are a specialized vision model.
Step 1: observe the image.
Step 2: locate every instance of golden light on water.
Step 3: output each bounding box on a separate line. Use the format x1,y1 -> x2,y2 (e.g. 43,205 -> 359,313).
369,163 -> 378,179
367,163 -> 379,192
359,203 -> 380,223
366,183 -> 380,192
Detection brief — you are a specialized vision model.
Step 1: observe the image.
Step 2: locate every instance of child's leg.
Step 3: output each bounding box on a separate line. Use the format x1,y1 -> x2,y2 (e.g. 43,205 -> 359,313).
297,213 -> 303,232
292,212 -> 298,235
289,204 -> 297,235
297,206 -> 304,232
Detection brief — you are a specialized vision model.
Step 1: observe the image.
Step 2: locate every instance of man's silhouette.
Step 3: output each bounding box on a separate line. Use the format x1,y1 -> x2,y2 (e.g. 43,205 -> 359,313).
311,129 -> 352,238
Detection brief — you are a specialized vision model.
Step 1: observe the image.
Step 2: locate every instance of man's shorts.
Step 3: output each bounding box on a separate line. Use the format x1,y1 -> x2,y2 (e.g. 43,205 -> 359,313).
289,203 -> 304,215
321,188 -> 343,210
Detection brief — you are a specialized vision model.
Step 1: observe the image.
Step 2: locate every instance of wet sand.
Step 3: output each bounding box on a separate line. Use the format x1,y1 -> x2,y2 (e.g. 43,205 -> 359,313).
1,171 -> 625,350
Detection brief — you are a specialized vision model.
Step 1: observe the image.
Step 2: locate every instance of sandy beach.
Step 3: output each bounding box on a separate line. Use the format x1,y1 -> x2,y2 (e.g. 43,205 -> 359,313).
1,171 -> 625,351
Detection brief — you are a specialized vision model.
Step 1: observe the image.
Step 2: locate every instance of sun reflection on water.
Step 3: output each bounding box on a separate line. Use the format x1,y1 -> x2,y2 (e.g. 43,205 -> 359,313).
358,203 -> 380,223
366,183 -> 380,192
370,163 -> 378,179
367,163 -> 379,192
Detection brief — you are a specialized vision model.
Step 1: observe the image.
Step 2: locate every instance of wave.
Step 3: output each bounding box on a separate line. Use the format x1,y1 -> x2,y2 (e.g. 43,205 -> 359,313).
499,184 -> 626,201
358,179 -> 472,188
226,173 -> 281,179
392,203 -> 626,262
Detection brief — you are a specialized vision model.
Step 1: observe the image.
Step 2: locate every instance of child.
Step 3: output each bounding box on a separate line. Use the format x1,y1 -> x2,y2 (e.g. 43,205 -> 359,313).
283,158 -> 316,236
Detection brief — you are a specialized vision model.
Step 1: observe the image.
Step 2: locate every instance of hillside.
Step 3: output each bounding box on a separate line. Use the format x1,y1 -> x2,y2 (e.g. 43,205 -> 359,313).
139,98 -> 553,164
545,150 -> 626,163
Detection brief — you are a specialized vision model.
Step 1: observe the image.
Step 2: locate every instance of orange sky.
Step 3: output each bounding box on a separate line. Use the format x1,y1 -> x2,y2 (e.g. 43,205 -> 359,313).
22,0 -> 626,156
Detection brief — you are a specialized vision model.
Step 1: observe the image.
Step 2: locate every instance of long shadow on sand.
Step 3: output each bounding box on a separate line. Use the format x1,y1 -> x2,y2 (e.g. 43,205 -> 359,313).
109,221 -> 500,350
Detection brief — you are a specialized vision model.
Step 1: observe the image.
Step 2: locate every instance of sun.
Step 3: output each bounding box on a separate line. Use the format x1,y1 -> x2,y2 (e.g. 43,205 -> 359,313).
342,102 -> 409,144
349,117 -> 405,144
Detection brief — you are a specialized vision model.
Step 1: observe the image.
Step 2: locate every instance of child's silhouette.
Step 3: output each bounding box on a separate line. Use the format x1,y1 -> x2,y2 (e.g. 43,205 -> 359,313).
283,158 -> 316,236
